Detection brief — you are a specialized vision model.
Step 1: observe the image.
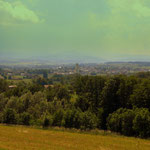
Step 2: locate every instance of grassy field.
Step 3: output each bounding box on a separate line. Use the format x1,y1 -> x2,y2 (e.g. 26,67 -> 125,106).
7,79 -> 32,84
0,125 -> 150,150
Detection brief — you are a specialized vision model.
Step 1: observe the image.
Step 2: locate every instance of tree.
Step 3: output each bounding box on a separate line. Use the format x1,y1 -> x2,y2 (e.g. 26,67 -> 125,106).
20,112 -> 31,125
80,111 -> 98,130
43,71 -> 48,79
130,79 -> 150,110
133,108 -> 150,138
117,76 -> 137,108
53,109 -> 65,127
107,108 -> 125,133
64,109 -> 75,128
121,109 -> 135,136
75,94 -> 90,111
42,115 -> 53,128
0,79 -> 8,93
100,77 -> 121,129
107,108 -> 135,136
3,108 -> 17,124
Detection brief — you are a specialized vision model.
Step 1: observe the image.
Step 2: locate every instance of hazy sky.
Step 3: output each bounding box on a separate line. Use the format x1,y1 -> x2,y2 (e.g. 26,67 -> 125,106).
1,0 -> 150,61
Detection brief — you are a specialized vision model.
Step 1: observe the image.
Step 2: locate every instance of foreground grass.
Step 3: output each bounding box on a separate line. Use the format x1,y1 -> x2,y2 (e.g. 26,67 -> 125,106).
0,125 -> 150,150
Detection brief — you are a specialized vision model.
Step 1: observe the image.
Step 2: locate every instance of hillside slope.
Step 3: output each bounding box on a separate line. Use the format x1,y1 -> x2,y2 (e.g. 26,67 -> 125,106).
0,125 -> 150,150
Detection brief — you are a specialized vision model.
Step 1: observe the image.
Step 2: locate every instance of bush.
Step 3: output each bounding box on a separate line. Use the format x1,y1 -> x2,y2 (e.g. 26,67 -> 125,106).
130,80 -> 150,110
20,112 -> 31,125
53,109 -> 65,127
107,108 -> 150,138
133,108 -> 150,138
107,108 -> 125,133
42,115 -> 53,128
107,108 -> 135,136
3,108 -> 17,124
72,109 -> 83,129
0,112 -> 3,123
97,108 -> 104,129
80,111 -> 98,130
121,109 -> 135,136
64,109 -> 75,128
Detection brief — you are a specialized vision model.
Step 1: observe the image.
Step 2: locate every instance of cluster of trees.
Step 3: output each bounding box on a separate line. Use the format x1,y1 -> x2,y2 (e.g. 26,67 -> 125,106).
0,73 -> 150,138
107,108 -> 150,138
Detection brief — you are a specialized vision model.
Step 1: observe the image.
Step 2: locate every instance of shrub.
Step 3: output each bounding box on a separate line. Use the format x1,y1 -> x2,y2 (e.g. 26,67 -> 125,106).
80,111 -> 98,130
107,108 -> 150,138
3,108 -> 17,124
121,109 -> 135,136
133,108 -> 150,138
107,108 -> 123,133
20,112 -> 31,125
64,109 -> 75,128
53,109 -> 65,127
42,115 -> 53,128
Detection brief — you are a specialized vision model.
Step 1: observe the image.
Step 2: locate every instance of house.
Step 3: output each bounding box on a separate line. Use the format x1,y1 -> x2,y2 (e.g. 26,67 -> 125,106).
44,85 -> 54,88
9,85 -> 17,88
0,75 -> 4,79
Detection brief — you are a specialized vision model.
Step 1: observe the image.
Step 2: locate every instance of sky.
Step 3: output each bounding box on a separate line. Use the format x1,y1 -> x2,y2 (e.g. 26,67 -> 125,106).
1,0 -> 150,62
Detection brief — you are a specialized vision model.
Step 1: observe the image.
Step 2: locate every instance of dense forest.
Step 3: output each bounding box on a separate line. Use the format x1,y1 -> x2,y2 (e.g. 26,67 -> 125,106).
0,73 -> 150,138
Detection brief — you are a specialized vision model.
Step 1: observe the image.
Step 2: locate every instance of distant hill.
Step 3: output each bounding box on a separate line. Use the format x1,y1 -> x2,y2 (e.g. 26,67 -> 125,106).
0,54 -> 105,64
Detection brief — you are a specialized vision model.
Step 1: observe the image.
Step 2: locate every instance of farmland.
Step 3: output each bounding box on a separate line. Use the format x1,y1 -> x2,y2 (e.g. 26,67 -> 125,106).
0,125 -> 150,150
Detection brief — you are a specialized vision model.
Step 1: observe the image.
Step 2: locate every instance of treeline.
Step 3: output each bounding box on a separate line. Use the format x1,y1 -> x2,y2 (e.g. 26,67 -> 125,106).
0,73 -> 150,138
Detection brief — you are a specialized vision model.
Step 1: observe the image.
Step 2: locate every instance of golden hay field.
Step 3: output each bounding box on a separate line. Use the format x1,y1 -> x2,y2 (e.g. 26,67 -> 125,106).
0,125 -> 150,150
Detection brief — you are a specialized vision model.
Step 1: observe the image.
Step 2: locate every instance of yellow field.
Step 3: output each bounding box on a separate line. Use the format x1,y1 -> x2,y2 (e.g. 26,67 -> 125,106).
0,125 -> 150,150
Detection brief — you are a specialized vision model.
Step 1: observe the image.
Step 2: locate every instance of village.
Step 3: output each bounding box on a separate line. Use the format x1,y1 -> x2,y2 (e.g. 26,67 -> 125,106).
1,62 -> 150,82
